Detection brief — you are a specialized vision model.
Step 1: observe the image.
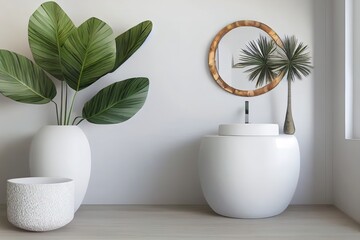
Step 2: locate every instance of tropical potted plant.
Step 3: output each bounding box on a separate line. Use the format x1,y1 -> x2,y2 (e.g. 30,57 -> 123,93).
237,35 -> 312,134
0,1 -> 152,211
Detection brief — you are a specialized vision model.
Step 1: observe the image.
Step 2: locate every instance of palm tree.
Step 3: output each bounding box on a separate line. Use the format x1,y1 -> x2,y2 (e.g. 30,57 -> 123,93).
235,35 -> 278,87
238,35 -> 312,134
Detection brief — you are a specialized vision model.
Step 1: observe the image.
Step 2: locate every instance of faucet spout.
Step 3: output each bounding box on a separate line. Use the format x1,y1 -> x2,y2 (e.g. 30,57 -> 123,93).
245,101 -> 249,124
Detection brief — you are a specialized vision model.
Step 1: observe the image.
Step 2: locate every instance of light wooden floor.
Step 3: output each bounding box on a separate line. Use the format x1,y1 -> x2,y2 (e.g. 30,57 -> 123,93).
0,205 -> 359,239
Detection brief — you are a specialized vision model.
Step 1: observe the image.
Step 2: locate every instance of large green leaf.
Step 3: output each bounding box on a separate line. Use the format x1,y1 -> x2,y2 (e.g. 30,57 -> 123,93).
0,50 -> 56,104
28,1 -> 76,80
61,17 -> 116,91
110,20 -> 152,72
82,77 -> 149,124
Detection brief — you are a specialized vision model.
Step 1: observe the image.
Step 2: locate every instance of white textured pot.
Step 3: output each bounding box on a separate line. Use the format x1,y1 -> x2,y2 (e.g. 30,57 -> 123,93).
198,124 -> 300,218
29,126 -> 91,212
7,177 -> 74,231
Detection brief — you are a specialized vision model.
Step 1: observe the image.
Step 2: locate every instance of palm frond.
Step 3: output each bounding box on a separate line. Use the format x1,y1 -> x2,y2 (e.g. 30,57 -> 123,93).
274,36 -> 312,81
237,35 -> 278,87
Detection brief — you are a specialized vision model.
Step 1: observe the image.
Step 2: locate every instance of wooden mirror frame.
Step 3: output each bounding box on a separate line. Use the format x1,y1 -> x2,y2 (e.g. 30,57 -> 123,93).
208,20 -> 285,97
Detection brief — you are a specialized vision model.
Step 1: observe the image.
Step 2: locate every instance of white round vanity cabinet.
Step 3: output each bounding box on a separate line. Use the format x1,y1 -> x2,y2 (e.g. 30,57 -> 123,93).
198,124 -> 300,218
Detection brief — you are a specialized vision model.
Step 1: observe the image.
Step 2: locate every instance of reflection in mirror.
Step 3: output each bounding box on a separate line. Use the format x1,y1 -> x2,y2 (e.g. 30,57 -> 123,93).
209,20 -> 284,97
217,28 -> 270,90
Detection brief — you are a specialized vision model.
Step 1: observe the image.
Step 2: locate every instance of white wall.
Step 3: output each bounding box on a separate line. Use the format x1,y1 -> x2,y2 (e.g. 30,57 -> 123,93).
332,0 -> 360,223
0,0 -> 331,204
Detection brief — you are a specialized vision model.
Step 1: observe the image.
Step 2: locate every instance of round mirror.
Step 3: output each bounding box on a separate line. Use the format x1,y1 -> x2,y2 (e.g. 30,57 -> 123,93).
209,20 -> 284,97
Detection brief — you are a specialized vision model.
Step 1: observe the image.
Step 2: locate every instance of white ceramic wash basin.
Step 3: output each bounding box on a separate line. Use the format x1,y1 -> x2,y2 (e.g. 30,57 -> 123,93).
198,123 -> 300,218
218,123 -> 279,136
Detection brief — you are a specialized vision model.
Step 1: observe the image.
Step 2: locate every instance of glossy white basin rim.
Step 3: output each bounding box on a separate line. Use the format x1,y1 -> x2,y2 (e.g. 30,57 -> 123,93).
219,124 -> 279,136
8,177 -> 73,185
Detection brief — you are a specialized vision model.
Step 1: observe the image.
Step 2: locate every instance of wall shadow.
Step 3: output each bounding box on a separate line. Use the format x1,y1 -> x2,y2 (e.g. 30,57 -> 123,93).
311,0 -> 332,203
0,137 -> 31,203
143,137 -> 207,204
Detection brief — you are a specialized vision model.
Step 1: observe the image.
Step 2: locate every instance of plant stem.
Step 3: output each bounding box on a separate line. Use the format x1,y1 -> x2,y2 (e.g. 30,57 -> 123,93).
72,116 -> 80,125
66,91 -> 78,125
52,100 -> 60,125
72,116 -> 85,125
76,118 -> 85,125
283,79 -> 295,134
64,84 -> 68,125
60,81 -> 63,125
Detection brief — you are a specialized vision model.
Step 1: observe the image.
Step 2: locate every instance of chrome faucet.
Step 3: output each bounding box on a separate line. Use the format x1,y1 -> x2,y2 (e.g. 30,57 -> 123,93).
245,101 -> 249,124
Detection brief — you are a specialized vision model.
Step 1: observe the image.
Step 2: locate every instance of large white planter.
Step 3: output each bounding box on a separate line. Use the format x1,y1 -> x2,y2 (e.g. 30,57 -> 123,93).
7,177 -> 74,231
29,126 -> 91,212
198,124 -> 300,218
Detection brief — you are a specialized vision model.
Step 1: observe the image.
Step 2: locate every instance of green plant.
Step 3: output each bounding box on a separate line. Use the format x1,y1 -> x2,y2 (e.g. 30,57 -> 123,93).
234,35 -> 278,88
238,35 -> 312,134
0,1 -> 152,125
